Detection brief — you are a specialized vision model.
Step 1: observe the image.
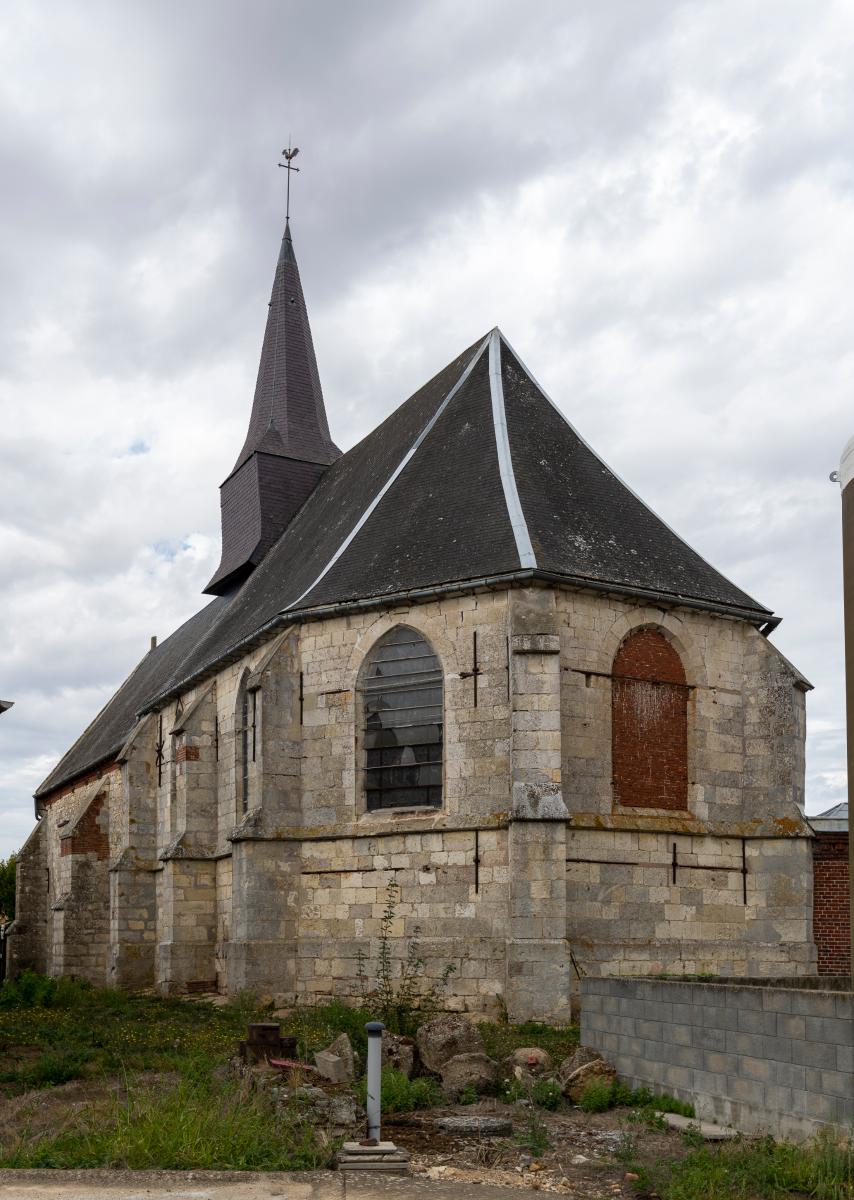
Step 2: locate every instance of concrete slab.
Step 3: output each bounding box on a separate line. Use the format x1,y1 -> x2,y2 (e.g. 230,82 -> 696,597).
662,1112 -> 739,1140
0,1169 -> 538,1199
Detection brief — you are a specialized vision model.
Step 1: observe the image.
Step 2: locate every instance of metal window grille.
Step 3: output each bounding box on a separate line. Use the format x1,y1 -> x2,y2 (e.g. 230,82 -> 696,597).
241,688 -> 250,814
363,628 -> 443,811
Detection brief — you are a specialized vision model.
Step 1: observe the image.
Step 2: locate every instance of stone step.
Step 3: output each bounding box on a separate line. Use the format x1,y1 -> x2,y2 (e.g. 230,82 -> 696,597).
662,1112 -> 739,1140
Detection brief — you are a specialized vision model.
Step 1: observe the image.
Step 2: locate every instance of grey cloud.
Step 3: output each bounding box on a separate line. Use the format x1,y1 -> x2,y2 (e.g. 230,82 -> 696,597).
1,0 -> 852,854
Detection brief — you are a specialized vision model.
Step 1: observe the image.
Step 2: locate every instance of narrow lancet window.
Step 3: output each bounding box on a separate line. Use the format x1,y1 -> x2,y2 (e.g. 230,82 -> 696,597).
362,628 -> 443,811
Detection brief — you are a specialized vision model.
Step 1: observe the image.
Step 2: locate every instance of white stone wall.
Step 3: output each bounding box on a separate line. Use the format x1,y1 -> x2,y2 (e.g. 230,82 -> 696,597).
19,582 -> 816,1015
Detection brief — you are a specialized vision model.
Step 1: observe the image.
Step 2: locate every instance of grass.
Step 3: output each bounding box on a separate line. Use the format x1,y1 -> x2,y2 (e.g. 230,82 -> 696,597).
355,1067 -> 442,1114
627,1133 -> 854,1200
0,1076 -> 331,1170
578,1078 -> 695,1117
0,974 -> 378,1094
479,1018 -> 579,1064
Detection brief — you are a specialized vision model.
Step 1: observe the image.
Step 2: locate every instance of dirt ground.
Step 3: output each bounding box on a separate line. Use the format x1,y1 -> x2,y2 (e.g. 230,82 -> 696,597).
391,1098 -> 682,1195
0,1065 -> 689,1195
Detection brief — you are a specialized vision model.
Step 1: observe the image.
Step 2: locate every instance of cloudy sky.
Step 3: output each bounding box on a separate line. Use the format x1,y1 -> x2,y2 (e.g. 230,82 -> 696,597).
1,0 -> 851,858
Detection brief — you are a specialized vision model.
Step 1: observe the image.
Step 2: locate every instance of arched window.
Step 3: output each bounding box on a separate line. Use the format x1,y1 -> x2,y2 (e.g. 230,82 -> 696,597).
612,629 -> 688,810
362,627 -> 443,811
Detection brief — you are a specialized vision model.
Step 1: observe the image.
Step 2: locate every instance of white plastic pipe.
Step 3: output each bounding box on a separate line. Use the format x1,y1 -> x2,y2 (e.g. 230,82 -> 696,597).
365,1020 -> 384,1141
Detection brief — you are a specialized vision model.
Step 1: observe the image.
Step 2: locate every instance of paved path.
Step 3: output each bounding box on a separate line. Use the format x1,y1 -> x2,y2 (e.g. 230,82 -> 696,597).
0,1170 -> 533,1200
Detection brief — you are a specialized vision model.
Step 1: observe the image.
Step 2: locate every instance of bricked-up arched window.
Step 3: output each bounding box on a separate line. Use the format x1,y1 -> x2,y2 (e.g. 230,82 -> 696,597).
362,627 -> 443,811
612,629 -> 688,810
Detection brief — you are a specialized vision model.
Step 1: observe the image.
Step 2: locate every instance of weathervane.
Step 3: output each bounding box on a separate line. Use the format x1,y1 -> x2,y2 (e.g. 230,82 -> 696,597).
278,140 -> 300,221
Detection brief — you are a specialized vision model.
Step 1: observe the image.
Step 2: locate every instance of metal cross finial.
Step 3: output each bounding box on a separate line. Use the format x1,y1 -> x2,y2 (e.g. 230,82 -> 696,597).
278,140 -> 300,221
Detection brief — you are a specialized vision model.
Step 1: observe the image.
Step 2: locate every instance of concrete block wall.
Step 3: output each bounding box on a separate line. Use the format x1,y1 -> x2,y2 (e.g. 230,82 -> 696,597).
582,976 -> 853,1140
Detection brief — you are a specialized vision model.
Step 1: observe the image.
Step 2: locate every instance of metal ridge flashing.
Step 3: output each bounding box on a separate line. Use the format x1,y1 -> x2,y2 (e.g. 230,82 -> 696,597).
488,329 -> 537,569
840,435 -> 854,491
283,333 -> 492,613
497,329 -> 770,618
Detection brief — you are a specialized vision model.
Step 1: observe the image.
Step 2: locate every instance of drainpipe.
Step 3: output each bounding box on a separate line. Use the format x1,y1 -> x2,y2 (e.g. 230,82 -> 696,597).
837,436 -> 854,980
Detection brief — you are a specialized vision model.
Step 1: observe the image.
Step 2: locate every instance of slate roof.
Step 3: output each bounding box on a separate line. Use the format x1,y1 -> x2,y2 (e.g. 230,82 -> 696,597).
37,329 -> 774,799
231,221 -> 339,475
205,222 -> 340,594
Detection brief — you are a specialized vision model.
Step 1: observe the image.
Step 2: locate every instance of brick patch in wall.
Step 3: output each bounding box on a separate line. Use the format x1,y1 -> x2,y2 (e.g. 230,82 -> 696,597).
175,745 -> 201,763
612,629 -> 688,811
812,833 -> 851,976
60,794 -> 109,861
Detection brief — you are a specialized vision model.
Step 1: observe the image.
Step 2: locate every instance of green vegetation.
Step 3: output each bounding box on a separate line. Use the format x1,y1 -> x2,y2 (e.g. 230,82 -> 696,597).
355,1067 -> 442,1114
515,1104 -> 551,1158
0,1077 -> 330,1170
479,1018 -> 579,1063
579,1078 -> 694,1118
356,880 -> 456,1036
0,853 -> 16,924
531,1078 -> 562,1111
627,1133 -> 854,1200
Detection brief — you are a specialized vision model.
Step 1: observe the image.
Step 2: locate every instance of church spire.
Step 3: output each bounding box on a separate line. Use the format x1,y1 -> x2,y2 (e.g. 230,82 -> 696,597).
205,166 -> 340,595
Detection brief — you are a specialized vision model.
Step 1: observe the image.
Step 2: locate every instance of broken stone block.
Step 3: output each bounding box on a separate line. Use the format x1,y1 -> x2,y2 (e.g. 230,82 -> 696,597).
314,1050 -> 348,1083
440,1051 -> 500,1098
325,1031 -> 356,1080
504,1046 -> 553,1080
382,1031 -> 416,1078
416,1014 -> 484,1074
435,1115 -> 513,1136
557,1046 -> 602,1086
563,1057 -> 616,1101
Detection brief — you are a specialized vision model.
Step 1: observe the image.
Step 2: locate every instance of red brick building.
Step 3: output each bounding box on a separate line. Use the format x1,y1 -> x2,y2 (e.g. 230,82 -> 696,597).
810,803 -> 850,976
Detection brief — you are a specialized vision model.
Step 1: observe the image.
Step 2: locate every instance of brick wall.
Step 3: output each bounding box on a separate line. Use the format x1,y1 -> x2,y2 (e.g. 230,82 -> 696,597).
612,629 -> 688,810
812,833 -> 851,976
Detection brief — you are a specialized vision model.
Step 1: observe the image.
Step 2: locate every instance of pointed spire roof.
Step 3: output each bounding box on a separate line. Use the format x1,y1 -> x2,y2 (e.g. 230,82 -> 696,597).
230,221 -> 339,476
205,221 -> 340,594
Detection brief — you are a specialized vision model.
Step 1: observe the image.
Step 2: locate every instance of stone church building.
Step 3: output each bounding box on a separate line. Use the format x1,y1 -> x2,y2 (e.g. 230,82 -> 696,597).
9,212 -> 817,1021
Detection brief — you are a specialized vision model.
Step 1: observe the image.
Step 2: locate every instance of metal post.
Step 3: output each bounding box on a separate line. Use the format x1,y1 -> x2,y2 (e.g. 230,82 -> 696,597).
365,1020 -> 384,1141
838,436 -> 854,980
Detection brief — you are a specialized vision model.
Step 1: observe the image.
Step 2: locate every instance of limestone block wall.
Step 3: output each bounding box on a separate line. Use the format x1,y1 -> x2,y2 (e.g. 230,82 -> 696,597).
110,715 -> 159,988
558,594 -> 809,828
567,829 -> 815,977
18,580 -> 817,1015
7,820 -> 48,977
52,781 -> 114,983
557,592 -> 815,980
22,768 -> 122,984
293,827 -> 509,1012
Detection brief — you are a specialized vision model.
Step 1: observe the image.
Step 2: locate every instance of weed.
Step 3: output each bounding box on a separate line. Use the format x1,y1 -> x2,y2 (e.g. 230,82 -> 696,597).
0,971 -> 93,1011
501,1077 -> 526,1103
578,1079 -> 694,1118
0,1077 -> 330,1170
615,1128 -> 639,1163
681,1126 -> 705,1149
578,1078 -> 612,1112
479,1019 -> 579,1064
515,1104 -> 551,1158
458,1084 -> 479,1105
356,880 -> 456,1036
632,1132 -> 854,1200
531,1078 -> 562,1111
355,1067 -> 442,1114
